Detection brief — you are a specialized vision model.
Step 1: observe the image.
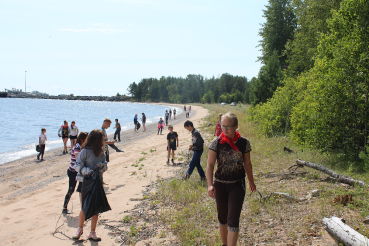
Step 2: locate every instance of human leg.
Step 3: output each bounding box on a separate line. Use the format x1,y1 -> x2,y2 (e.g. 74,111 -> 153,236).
63,170 -> 77,211
118,131 -> 121,141
226,181 -> 246,245
194,150 -> 205,177
114,130 -> 117,140
214,181 -> 229,245
186,151 -> 202,176
88,215 -> 101,241
40,144 -> 45,160
63,138 -> 68,152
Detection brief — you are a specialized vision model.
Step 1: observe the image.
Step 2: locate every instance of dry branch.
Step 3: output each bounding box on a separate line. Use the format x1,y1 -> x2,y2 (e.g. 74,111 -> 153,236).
323,216 -> 369,246
290,159 -> 366,187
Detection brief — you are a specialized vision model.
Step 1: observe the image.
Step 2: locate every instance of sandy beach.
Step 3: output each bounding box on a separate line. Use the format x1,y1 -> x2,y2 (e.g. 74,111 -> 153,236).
0,105 -> 209,246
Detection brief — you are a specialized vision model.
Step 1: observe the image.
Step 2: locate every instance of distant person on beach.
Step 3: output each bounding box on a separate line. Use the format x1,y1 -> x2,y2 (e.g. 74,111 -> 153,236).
101,118 -> 115,163
183,120 -> 206,181
173,108 -> 176,119
189,106 -> 191,111
58,120 -> 71,154
69,121 -> 79,148
141,113 -> 146,132
134,114 -> 138,132
113,119 -> 121,142
72,129 -> 108,241
206,112 -> 256,246
169,109 -> 172,119
214,113 -> 223,137
184,105 -> 186,112
157,118 -> 164,135
165,110 -> 169,126
186,110 -> 190,118
37,128 -> 47,161
167,125 -> 178,165
62,132 -> 88,214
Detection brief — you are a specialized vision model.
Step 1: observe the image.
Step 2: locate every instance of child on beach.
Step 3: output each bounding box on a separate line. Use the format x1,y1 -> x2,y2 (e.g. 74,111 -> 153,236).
186,110 -> 190,118
157,118 -> 164,135
173,108 -> 176,119
72,129 -> 108,241
165,110 -> 169,126
69,121 -> 79,148
62,132 -> 88,214
183,120 -> 206,181
169,109 -> 172,119
37,128 -> 47,161
58,120 -> 71,154
167,125 -> 178,165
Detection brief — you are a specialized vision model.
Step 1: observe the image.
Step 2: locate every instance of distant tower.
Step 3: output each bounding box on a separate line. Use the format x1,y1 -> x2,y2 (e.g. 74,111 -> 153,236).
25,71 -> 27,93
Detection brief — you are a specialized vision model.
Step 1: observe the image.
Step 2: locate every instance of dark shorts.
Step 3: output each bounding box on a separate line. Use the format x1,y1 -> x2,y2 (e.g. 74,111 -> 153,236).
62,136 -> 69,139
76,182 -> 83,193
214,179 -> 246,232
167,145 -> 176,151
70,135 -> 77,140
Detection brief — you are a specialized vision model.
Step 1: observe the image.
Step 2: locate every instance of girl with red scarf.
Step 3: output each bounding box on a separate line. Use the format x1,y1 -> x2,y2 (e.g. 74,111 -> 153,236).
207,112 -> 256,246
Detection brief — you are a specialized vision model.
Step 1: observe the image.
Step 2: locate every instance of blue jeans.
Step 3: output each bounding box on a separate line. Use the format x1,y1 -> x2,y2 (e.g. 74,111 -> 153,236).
186,150 -> 205,177
114,130 -> 120,141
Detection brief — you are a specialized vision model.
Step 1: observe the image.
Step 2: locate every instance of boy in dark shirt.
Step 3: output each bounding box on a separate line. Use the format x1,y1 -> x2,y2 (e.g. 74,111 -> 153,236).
113,119 -> 121,142
183,120 -> 206,180
167,125 -> 179,165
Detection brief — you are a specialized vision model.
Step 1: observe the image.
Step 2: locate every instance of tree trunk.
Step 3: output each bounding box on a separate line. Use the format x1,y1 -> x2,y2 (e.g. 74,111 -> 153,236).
323,216 -> 369,246
295,159 -> 366,187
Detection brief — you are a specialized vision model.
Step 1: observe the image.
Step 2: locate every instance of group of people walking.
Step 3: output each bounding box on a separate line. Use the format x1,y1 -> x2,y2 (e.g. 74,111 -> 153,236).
36,107 -> 255,245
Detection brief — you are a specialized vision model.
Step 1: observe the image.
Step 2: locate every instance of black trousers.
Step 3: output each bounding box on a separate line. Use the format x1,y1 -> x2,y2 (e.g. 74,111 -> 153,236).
63,169 -> 78,209
214,180 -> 245,232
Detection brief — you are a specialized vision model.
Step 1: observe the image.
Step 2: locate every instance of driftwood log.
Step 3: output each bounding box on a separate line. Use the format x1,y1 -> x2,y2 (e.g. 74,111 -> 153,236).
323,216 -> 369,246
290,159 -> 366,187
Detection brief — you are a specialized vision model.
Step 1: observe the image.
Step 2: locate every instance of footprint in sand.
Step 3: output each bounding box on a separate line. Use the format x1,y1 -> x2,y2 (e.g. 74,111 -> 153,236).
14,220 -> 23,224
111,184 -> 125,191
2,217 -> 10,222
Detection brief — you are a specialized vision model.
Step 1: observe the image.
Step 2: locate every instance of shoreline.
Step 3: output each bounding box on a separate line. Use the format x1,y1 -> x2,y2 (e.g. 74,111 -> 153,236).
0,100 -> 184,165
0,104 -> 208,246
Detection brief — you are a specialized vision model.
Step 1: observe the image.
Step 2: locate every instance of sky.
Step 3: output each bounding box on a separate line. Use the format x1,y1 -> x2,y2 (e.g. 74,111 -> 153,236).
0,0 -> 269,96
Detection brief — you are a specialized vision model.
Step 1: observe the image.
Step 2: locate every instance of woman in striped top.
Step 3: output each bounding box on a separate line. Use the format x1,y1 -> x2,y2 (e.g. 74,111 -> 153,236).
62,132 -> 88,214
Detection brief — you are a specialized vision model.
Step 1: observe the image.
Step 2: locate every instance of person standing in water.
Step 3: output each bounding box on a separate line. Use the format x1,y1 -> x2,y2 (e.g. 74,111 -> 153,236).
59,120 -> 71,154
173,108 -> 177,119
37,128 -> 47,161
69,121 -> 79,148
134,114 -> 138,132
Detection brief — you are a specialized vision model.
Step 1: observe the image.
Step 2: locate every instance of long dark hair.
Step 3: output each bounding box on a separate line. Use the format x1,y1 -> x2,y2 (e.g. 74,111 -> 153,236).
82,129 -> 104,157
76,132 -> 88,145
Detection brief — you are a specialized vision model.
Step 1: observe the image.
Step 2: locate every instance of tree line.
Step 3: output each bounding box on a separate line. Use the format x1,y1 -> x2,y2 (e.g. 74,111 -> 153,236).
249,0 -> 369,162
127,73 -> 256,104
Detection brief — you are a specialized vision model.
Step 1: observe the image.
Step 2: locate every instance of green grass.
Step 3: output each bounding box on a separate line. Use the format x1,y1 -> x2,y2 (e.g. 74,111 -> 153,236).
147,103 -> 369,245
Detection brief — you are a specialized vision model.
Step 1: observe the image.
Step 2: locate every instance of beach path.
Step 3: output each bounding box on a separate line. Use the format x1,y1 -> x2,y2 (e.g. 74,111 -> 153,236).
0,105 -> 208,246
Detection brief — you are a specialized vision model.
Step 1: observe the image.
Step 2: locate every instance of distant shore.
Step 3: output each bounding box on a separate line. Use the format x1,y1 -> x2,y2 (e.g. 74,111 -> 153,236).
1,91 -> 132,102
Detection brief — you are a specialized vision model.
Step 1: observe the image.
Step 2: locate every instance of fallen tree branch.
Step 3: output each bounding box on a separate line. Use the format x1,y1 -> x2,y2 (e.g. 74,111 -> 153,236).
323,216 -> 369,246
289,159 -> 366,187
260,189 -> 324,203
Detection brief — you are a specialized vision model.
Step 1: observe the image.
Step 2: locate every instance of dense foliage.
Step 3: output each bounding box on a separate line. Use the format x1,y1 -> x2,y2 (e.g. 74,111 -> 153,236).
127,73 -> 251,104
250,0 -> 369,160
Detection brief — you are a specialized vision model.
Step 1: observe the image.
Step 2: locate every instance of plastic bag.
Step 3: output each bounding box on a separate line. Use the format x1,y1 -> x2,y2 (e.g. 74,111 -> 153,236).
136,122 -> 141,130
82,170 -> 111,221
35,145 -> 41,152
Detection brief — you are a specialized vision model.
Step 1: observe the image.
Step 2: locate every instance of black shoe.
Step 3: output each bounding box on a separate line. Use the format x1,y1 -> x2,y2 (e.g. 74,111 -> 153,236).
37,155 -> 40,160
40,159 -> 45,161
62,151 -> 65,154
201,176 -> 207,182
171,159 -> 174,164
183,174 -> 190,180
62,209 -> 72,214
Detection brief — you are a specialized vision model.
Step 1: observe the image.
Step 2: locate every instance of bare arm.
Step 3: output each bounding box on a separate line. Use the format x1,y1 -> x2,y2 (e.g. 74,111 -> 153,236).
243,152 -> 256,192
207,149 -> 217,198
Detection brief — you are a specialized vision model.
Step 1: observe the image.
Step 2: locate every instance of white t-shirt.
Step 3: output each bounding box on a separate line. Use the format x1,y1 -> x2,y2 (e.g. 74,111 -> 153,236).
70,126 -> 79,136
39,133 -> 47,144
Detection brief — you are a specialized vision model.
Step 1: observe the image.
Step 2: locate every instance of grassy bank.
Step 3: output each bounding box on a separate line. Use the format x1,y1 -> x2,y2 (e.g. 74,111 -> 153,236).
147,104 -> 369,245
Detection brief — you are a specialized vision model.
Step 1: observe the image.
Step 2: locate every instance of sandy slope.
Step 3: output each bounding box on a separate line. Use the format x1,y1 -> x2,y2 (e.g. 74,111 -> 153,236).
0,105 -> 209,246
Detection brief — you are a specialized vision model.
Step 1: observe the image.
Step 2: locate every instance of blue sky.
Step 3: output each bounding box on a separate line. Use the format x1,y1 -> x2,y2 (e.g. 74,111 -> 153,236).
1,0 -> 269,96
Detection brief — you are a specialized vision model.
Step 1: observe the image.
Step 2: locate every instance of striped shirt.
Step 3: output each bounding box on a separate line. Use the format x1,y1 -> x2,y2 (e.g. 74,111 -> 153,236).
68,143 -> 81,172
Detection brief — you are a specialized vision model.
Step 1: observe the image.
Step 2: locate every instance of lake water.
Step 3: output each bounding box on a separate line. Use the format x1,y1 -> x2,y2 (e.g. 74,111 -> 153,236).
0,98 -> 181,164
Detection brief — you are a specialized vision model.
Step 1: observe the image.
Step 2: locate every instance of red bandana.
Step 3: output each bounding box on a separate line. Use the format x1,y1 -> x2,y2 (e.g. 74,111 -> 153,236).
219,131 -> 241,151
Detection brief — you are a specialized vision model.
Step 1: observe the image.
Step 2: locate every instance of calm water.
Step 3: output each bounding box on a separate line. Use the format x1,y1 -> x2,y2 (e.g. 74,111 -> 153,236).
0,98 -> 181,164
